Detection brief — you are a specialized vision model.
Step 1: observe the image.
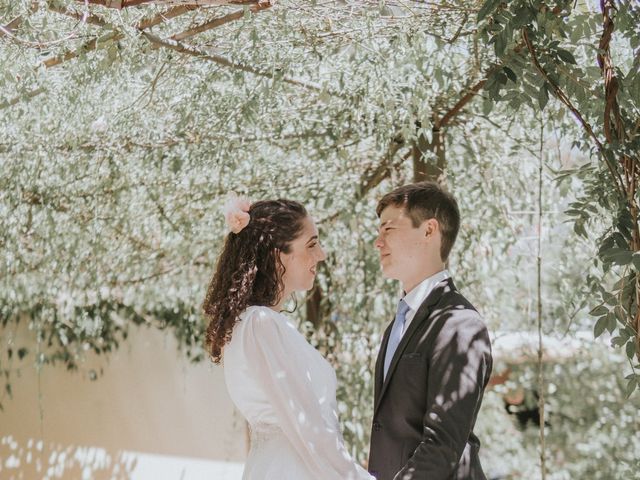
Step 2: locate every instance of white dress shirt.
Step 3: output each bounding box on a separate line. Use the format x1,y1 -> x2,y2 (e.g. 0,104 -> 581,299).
399,269 -> 450,337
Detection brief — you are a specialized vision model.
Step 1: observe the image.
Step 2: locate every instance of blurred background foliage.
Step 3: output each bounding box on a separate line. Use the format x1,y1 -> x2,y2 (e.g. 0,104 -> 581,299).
1,0 -> 639,478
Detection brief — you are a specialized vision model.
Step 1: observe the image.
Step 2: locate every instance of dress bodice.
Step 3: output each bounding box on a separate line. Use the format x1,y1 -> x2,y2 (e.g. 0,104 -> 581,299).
222,306 -> 372,480
224,306 -> 338,429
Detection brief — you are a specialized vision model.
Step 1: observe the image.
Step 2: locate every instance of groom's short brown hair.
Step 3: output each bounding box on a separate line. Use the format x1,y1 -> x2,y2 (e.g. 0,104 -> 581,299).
376,181 -> 460,261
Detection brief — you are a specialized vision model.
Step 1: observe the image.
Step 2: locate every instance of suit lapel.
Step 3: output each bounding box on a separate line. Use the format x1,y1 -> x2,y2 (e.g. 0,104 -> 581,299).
374,278 -> 455,415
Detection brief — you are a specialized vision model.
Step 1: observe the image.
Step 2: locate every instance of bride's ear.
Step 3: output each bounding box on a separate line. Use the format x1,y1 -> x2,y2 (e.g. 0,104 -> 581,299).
274,248 -> 285,272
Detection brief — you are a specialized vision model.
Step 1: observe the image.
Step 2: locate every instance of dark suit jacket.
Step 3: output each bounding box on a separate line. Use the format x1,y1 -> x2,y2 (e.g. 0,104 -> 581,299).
368,278 -> 492,480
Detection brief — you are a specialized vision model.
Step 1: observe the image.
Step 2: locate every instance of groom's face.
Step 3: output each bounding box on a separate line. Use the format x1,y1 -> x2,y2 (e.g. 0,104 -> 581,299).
375,204 -> 429,283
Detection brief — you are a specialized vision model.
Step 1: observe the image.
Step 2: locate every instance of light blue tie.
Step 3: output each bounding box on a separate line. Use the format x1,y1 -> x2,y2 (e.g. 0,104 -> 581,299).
383,299 -> 411,380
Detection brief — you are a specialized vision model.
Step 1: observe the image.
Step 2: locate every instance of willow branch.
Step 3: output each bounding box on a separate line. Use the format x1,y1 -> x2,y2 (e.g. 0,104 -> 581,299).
521,27 -> 625,197
354,41 -> 530,204
536,117 -> 547,480
598,0 -> 640,359
437,40 -> 526,128
320,136 -> 408,224
79,0 -> 260,7
142,32 -> 324,93
170,3 -> 271,41
43,5 -> 197,69
11,5 -> 197,108
597,0 -> 623,144
44,31 -> 120,68
0,16 -> 23,37
138,4 -> 199,29
359,135 -> 407,196
438,78 -> 487,128
0,87 -> 47,110
357,72 -> 492,198
47,4 -> 109,27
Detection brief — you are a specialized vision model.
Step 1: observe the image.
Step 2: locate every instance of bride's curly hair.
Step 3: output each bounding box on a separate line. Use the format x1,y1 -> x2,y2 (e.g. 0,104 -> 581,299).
203,199 -> 308,363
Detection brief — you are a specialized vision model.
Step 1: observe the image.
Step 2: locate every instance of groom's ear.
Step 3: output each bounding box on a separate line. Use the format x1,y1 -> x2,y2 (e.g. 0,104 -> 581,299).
422,218 -> 440,238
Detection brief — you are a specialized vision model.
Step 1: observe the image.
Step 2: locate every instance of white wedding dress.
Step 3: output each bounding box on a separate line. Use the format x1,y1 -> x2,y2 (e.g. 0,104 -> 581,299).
223,305 -> 373,480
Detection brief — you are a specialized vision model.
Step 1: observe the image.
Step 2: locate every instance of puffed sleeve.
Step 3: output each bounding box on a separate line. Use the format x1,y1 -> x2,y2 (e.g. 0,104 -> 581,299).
242,307 -> 373,480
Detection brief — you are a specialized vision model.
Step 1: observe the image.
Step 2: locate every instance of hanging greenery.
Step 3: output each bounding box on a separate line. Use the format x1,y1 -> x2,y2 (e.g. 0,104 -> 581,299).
1,0 -> 639,477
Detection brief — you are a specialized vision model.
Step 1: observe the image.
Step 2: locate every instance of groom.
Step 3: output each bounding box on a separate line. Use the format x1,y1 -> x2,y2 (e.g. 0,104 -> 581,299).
368,182 -> 493,480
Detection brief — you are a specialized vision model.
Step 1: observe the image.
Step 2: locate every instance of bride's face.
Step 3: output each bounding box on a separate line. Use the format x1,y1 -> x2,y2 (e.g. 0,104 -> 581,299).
279,216 -> 326,295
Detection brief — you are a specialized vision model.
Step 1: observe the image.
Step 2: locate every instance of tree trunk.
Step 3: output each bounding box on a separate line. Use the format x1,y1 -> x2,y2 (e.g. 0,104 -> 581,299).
412,119 -> 446,183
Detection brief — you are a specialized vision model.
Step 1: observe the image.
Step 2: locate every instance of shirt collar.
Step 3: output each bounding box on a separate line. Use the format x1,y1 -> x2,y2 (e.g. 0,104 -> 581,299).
402,269 -> 450,313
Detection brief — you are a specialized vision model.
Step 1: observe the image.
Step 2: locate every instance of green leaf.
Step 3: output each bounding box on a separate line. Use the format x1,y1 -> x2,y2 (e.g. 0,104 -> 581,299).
556,48 -> 577,64
602,247 -> 633,265
503,66 -> 517,83
512,6 -> 534,28
589,305 -> 608,316
625,376 -> 637,398
606,312 -> 617,334
477,0 -> 501,22
482,97 -> 494,115
573,220 -> 587,238
538,83 -> 549,110
611,336 -> 626,347
594,315 -> 608,338
379,5 -> 394,16
508,96 -> 523,111
626,340 -> 637,360
494,32 -> 507,57
613,232 -> 628,248
620,327 -> 632,340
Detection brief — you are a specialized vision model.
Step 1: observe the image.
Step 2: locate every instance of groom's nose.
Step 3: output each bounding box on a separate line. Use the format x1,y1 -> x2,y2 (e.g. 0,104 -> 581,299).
374,233 -> 384,249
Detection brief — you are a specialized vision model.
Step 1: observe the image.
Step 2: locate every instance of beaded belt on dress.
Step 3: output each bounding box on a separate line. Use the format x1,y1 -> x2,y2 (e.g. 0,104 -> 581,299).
248,422 -> 284,449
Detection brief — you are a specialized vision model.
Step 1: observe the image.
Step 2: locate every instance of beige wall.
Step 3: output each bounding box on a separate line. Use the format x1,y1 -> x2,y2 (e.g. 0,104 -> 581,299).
0,320 -> 246,475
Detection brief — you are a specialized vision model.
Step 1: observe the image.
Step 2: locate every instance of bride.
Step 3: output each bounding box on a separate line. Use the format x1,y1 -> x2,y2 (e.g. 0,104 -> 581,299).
203,195 -> 373,480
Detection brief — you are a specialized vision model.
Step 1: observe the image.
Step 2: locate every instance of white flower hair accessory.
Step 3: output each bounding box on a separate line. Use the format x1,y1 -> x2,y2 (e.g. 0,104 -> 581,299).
223,192 -> 251,234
